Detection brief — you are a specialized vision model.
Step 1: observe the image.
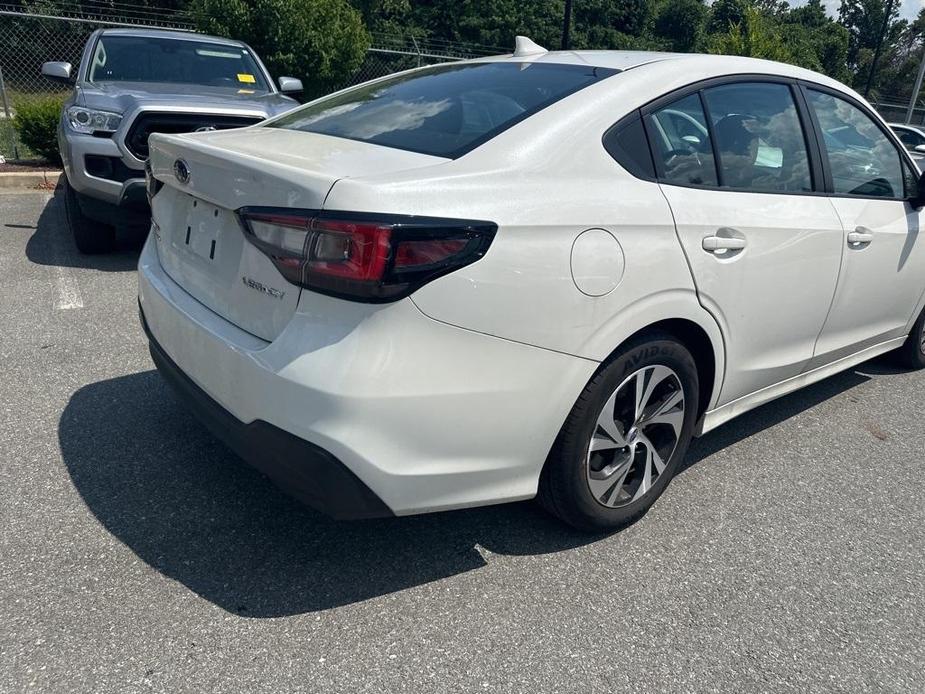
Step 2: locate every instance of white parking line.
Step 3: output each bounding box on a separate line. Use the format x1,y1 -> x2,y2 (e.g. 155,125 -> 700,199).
54,267 -> 83,310
45,193 -> 84,310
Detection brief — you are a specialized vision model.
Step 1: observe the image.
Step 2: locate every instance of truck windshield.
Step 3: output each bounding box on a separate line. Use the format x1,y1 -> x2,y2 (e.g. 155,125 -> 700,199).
88,35 -> 270,92
268,62 -> 618,158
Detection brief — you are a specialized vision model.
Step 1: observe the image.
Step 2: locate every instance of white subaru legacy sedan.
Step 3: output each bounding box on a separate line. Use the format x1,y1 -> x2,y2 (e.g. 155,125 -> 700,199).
139,40 -> 925,530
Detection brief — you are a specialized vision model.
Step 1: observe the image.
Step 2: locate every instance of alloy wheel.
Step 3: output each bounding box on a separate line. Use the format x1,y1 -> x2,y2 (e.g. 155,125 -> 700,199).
586,365 -> 685,508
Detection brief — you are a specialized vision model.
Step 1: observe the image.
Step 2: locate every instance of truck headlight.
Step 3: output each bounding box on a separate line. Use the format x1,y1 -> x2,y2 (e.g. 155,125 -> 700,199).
66,106 -> 123,134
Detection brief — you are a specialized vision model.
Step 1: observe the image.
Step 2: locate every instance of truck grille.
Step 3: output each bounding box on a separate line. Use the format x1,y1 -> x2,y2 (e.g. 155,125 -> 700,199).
125,112 -> 264,159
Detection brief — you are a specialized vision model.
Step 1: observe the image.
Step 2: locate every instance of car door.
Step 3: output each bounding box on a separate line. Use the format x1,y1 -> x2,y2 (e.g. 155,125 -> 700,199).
647,80 -> 844,405
803,88 -> 925,366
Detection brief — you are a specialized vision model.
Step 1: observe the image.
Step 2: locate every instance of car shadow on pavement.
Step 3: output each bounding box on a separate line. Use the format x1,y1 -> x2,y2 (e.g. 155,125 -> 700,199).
59,369 -> 600,618
58,358 -> 891,617
23,185 -> 146,272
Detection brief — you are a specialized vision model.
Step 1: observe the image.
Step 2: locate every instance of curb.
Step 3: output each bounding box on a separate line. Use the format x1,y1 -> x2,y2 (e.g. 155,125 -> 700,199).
0,171 -> 63,190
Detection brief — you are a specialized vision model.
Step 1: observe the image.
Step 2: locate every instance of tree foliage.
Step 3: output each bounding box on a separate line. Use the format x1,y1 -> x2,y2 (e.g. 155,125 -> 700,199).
190,0 -> 369,99
655,0 -> 708,52
708,6 -> 793,62
184,0 -> 925,107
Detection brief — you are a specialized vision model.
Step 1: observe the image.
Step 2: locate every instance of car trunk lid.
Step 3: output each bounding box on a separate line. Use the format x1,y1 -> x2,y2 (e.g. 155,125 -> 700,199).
146,129 -> 446,341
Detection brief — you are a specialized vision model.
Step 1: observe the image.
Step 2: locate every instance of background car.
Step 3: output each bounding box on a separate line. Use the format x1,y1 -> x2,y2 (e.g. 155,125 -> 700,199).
889,122 -> 925,164
42,28 -> 303,254
139,42 -> 925,531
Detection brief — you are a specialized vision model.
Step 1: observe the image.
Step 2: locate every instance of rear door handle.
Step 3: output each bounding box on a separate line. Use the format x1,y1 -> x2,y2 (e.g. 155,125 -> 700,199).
702,235 -> 747,252
847,228 -> 873,245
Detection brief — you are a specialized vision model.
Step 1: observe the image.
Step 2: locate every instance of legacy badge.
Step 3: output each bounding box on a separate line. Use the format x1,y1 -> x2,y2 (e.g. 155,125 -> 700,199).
242,276 -> 286,300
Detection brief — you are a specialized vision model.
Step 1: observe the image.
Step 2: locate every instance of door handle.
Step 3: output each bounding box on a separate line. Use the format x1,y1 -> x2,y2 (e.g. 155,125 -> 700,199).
847,228 -> 873,245
702,235 -> 747,252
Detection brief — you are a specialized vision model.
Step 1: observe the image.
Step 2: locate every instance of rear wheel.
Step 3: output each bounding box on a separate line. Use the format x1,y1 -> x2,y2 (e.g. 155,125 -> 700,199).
895,306 -> 925,369
63,175 -> 115,254
539,334 -> 699,531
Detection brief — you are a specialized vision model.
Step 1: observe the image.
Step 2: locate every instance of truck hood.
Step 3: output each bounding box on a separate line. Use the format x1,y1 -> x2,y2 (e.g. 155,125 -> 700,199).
76,81 -> 299,118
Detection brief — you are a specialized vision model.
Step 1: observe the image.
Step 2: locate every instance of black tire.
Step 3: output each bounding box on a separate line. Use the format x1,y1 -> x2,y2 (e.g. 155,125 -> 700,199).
539,333 -> 699,532
63,175 -> 115,254
895,306 -> 925,370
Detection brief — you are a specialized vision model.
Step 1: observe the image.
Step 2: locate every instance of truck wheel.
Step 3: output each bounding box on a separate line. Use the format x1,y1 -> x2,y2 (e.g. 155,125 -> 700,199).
63,176 -> 115,254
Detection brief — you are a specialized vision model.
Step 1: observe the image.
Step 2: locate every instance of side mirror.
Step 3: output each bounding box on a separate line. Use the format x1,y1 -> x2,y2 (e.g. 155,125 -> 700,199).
277,76 -> 303,94
912,172 -> 925,209
914,144 -> 925,154
41,61 -> 72,84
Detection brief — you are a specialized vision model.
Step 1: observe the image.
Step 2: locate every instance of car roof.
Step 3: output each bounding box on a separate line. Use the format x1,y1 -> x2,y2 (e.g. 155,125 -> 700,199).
476,50 -> 681,71
97,28 -> 246,48
889,122 -> 924,131
476,49 -> 844,85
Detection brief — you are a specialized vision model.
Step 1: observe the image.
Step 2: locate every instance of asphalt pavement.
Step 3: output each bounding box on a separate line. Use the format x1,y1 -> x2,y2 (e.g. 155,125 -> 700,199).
1,189 -> 924,693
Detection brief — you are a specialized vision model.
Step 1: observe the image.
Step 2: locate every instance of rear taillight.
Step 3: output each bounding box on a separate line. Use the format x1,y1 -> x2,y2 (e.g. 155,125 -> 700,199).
238,208 -> 496,302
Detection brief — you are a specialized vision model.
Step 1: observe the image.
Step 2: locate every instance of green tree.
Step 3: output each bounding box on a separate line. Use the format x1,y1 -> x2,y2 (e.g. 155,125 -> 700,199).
708,0 -> 747,34
838,0 -> 903,81
655,0 -> 708,52
573,0 -> 652,39
190,0 -> 369,98
872,8 -> 925,102
708,6 -> 792,62
788,0 -> 828,29
783,0 -> 851,81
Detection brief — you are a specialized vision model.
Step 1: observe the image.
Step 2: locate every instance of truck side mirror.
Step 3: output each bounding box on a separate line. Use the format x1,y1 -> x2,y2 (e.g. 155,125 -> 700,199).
41,61 -> 73,84
278,76 -> 303,95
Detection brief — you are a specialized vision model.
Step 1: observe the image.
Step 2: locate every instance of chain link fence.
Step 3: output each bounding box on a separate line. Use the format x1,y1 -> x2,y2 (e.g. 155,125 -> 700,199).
0,8 -> 501,161
869,96 -> 925,127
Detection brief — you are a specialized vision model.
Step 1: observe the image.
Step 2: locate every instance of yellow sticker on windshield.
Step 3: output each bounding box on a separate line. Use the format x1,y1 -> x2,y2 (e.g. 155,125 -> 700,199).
237,73 -> 256,84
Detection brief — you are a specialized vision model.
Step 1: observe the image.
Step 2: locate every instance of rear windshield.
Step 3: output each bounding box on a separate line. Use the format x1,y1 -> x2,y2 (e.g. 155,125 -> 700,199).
268,62 -> 618,158
88,35 -> 270,92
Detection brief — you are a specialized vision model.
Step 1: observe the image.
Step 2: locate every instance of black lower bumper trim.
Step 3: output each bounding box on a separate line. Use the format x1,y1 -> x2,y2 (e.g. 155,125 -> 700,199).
140,306 -> 394,520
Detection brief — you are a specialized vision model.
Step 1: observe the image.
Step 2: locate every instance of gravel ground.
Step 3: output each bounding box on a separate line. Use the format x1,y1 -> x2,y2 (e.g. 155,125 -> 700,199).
1,189 -> 923,693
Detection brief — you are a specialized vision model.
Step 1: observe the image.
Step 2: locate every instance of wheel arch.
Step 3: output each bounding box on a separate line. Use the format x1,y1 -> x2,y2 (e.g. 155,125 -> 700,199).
609,318 -> 718,425
578,291 -> 726,425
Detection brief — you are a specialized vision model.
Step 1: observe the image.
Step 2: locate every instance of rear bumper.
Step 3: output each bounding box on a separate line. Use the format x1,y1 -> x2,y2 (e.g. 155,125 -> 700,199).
137,235 -> 596,516
142,307 -> 393,519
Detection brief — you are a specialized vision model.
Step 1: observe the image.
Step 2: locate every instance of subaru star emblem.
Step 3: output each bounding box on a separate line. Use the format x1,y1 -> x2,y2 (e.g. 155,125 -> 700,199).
173,159 -> 190,184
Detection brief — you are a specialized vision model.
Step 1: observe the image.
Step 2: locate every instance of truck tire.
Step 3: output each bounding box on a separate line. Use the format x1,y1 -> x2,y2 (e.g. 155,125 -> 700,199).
63,175 -> 115,254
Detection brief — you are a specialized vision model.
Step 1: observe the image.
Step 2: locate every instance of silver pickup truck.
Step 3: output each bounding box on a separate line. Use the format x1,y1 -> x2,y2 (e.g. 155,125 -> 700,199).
42,28 -> 302,253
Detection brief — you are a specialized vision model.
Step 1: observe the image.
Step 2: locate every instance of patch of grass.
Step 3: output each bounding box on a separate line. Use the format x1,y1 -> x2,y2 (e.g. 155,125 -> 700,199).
9,89 -> 71,108
0,117 -> 37,160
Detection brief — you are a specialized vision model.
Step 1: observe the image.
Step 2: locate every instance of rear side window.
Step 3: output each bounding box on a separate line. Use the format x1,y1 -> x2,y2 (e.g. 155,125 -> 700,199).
807,89 -> 903,198
646,93 -> 718,186
604,114 -> 655,179
269,62 -> 617,159
702,82 -> 812,193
